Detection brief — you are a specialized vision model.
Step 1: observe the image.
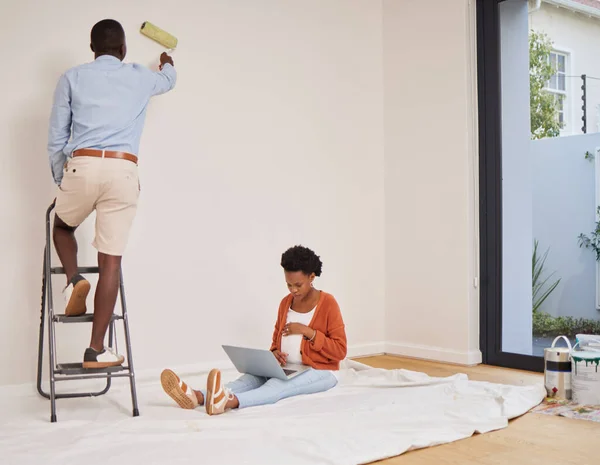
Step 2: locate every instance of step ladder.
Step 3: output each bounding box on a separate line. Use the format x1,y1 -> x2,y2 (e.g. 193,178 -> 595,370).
36,202 -> 139,423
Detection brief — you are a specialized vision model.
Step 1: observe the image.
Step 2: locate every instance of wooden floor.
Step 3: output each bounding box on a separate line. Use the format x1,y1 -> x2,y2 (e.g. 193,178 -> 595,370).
355,355 -> 599,465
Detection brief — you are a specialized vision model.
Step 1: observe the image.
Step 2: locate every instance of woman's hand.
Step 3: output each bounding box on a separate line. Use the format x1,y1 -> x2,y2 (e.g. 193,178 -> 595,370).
283,323 -> 315,339
272,349 -> 288,366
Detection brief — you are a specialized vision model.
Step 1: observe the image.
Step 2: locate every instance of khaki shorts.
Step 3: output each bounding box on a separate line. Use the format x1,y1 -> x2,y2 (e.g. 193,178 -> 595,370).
55,156 -> 140,256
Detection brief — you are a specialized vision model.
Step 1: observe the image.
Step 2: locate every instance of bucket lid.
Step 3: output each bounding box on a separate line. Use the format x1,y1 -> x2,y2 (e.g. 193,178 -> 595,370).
572,351 -> 600,361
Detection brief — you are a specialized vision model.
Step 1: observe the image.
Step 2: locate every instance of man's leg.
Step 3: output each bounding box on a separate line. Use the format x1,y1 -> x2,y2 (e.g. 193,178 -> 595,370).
82,251 -> 125,368
53,216 -> 91,317
90,252 -> 121,351
83,158 -> 139,368
53,215 -> 79,283
54,157 -> 98,317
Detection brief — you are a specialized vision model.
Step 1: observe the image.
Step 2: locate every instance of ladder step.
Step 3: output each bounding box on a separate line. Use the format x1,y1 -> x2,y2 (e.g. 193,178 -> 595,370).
51,266 -> 99,274
53,313 -> 122,323
56,363 -> 126,376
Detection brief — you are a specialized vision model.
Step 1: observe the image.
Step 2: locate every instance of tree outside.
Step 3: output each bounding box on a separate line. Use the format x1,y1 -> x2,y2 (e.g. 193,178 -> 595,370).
529,30 -> 562,140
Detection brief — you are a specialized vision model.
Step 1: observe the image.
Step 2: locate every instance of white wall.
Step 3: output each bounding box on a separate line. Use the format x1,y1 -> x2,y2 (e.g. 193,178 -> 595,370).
0,0 -> 385,386
500,0 -> 533,355
383,0 -> 481,365
2,0 -> 486,386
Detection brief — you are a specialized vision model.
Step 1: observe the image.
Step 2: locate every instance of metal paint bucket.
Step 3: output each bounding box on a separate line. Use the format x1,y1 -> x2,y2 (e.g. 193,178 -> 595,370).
572,350 -> 600,405
544,335 -> 572,399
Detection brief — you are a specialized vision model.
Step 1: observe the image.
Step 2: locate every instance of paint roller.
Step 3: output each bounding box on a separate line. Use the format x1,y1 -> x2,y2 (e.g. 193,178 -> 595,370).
140,21 -> 178,51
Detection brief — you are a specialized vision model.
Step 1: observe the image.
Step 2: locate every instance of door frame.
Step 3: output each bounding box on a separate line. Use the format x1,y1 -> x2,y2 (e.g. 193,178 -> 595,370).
477,0 -> 544,372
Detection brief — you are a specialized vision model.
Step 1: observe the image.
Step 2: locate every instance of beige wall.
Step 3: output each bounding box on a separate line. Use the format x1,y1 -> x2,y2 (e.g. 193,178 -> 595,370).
383,0 -> 480,364
0,0 -> 386,386
0,0 -> 481,387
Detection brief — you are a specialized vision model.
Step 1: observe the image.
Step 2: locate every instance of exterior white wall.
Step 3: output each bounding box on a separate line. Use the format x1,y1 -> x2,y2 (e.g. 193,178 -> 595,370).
531,133 -> 600,320
530,2 -> 600,135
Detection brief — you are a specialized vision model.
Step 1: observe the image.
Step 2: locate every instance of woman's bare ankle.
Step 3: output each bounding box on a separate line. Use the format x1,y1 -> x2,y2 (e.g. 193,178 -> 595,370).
226,395 -> 240,410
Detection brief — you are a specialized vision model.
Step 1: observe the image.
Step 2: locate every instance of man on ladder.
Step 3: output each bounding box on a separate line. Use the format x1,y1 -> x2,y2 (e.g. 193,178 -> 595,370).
47,19 -> 176,369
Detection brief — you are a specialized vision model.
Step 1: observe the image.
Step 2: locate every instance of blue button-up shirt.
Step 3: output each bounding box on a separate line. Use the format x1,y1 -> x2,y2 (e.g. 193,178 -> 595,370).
47,55 -> 177,184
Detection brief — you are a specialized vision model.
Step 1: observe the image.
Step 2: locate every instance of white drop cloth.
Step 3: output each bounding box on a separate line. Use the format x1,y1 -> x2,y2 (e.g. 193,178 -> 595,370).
0,360 -> 545,465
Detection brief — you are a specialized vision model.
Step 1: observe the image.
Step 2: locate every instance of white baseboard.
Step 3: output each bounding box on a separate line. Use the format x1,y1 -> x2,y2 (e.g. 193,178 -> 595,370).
95,342 -> 389,384
346,342 -> 386,358
135,359 -> 234,383
133,342 -> 387,383
385,341 -> 482,366
3,341 -> 480,392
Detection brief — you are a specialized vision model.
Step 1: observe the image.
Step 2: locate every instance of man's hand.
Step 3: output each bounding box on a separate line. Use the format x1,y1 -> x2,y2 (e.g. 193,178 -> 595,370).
159,52 -> 174,70
272,349 -> 288,366
283,322 -> 314,339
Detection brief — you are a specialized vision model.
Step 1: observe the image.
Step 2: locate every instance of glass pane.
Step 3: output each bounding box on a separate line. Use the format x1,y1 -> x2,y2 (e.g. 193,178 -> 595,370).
556,94 -> 564,112
500,1 -> 596,358
558,54 -> 566,72
500,1 -> 533,355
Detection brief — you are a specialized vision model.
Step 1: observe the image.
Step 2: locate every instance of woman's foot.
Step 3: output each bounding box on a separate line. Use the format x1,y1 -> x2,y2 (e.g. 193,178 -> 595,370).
205,368 -> 238,415
160,369 -> 202,409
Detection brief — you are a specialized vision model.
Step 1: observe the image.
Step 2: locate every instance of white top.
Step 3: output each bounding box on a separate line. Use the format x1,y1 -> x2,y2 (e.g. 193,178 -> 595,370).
280,307 -> 315,365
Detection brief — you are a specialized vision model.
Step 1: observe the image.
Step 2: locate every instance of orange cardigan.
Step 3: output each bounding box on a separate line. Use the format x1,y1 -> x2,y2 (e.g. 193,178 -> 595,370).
270,291 -> 347,370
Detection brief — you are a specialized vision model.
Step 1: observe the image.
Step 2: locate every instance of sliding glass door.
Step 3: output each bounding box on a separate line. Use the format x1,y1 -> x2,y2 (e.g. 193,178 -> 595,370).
478,0 -> 600,371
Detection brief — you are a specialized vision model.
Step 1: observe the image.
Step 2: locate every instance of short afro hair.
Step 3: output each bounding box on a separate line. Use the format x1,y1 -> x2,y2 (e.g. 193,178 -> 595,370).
91,19 -> 125,54
281,245 -> 323,277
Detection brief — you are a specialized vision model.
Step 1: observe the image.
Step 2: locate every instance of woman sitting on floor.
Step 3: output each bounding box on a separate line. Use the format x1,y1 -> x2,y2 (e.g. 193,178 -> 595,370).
160,245 -> 347,415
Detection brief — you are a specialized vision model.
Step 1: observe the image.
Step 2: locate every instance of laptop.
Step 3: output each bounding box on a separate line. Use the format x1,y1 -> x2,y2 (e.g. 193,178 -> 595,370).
222,345 -> 310,380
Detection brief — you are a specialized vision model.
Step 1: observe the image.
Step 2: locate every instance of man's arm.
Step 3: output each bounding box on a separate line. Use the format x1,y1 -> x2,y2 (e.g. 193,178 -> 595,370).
47,74 -> 72,185
148,52 -> 177,96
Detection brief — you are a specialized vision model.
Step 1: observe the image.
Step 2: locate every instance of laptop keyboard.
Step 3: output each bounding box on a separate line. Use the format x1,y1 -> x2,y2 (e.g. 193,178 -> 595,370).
283,369 -> 297,376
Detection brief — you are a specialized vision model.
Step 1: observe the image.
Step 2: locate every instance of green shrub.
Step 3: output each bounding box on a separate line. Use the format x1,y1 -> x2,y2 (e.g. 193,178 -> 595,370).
533,310 -> 600,338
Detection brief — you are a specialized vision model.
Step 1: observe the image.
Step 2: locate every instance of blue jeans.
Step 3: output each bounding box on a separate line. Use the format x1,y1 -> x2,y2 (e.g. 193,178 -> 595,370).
201,369 -> 337,409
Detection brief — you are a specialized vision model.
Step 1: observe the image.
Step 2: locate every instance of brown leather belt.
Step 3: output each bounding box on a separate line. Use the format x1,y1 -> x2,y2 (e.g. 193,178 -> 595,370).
73,148 -> 138,164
